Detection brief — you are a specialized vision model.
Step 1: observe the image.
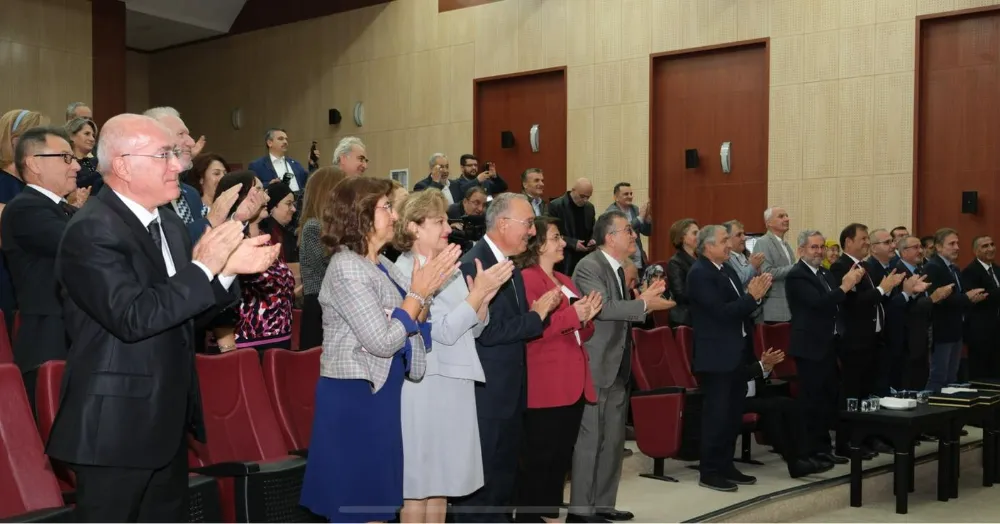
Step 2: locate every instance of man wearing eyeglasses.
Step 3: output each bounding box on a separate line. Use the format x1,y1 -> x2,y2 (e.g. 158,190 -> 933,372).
46,113 -> 281,522
0,126 -> 81,413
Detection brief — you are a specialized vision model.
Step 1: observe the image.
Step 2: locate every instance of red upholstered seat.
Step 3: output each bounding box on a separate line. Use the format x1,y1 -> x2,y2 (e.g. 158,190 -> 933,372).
673,326 -> 696,380
34,360 -> 74,492
631,327 -> 677,390
0,316 -> 12,365
262,347 -> 320,453
0,363 -> 71,521
628,327 -> 687,482
192,349 -> 312,522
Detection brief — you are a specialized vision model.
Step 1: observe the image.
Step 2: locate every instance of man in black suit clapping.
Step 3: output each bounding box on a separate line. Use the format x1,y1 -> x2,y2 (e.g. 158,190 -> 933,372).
47,113 -> 280,522
687,224 -> 771,492
962,236 -> 1000,380
0,126 -> 81,412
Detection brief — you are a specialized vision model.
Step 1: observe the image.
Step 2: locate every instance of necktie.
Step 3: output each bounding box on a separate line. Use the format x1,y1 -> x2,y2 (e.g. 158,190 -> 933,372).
949,264 -> 963,292
989,266 -> 999,288
148,219 -> 163,252
60,201 -> 77,217
862,269 -> 885,332
616,266 -> 632,382
175,196 -> 194,224
818,270 -> 843,334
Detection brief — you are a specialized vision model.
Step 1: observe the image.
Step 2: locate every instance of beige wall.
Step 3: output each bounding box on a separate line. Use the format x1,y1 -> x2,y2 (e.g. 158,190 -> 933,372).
0,0 -> 93,123
126,50 -> 150,114
146,0 -> 1000,243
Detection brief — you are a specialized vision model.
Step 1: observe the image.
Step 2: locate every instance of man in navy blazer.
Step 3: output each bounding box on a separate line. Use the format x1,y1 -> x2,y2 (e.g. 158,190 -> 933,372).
687,225 -> 771,492
452,193 -> 559,523
248,128 -> 309,191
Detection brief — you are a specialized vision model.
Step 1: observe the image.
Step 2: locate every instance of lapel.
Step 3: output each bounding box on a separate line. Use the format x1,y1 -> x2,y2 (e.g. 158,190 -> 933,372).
263,156 -> 279,181
23,186 -> 70,219
98,189 -> 168,276
720,261 -> 743,298
475,239 -> 522,309
595,250 -> 625,300
160,212 -> 188,271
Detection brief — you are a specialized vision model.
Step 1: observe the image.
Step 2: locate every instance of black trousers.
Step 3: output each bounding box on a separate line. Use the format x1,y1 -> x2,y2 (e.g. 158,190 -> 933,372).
795,350 -> 839,456
300,293 -> 323,351
968,336 -> 1000,381
744,394 -> 808,462
451,408 -> 524,523
837,341 -> 880,450
697,370 -> 746,477
70,439 -> 188,522
22,368 -> 37,416
513,399 -> 585,519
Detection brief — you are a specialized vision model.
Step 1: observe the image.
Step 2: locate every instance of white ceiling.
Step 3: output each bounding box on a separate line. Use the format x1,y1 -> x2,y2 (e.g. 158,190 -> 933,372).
124,0 -> 248,52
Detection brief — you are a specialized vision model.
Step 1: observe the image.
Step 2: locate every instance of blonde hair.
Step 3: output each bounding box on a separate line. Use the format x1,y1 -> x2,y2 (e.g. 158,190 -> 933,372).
297,166 -> 347,247
393,188 -> 448,252
0,110 -> 48,169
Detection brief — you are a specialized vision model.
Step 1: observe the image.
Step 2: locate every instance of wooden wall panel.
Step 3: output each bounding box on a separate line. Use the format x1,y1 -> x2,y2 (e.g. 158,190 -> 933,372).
91,0 -> 126,126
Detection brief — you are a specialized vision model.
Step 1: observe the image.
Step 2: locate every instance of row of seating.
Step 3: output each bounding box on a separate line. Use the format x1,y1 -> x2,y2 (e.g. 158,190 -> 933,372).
0,314 -> 21,364
1,347 -> 323,522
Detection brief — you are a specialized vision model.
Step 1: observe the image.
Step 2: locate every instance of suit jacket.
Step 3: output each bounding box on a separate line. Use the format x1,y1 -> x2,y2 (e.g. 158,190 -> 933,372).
666,250 -> 696,326
924,254 -> 971,343
455,174 -> 508,198
521,265 -> 596,408
412,175 -> 463,203
572,250 -> 647,388
829,253 -> 884,350
460,238 -> 544,419
886,260 -> 933,362
686,256 -> 759,373
163,182 -> 210,244
751,232 -> 796,322
784,260 -> 845,361
47,188 -> 239,469
604,203 -> 650,266
961,258 -> 1000,346
0,186 -> 72,370
546,192 -> 596,275
248,155 -> 308,190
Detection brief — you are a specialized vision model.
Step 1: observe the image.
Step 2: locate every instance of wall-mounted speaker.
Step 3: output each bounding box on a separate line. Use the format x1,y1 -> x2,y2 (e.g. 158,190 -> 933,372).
685,149 -> 699,169
962,191 -> 978,214
501,131 -> 515,149
328,109 -> 342,126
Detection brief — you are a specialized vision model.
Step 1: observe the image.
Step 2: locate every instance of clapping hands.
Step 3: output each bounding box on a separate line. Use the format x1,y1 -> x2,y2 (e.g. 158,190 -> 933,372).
760,347 -> 785,373
747,273 -> 773,301
572,291 -> 604,323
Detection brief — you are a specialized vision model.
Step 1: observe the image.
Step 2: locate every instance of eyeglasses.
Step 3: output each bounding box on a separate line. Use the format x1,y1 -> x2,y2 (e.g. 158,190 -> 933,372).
122,148 -> 184,162
33,153 -> 78,165
548,233 -> 564,242
609,226 -> 635,236
375,202 -> 393,213
501,217 -> 533,228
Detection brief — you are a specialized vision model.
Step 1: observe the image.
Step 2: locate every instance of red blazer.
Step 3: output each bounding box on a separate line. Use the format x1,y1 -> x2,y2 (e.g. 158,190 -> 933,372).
521,265 -> 597,408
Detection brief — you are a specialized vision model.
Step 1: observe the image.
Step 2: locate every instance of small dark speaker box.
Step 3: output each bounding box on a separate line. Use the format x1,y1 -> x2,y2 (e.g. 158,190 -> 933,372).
962,191 -> 978,214
685,149 -> 699,169
328,109 -> 342,125
501,131 -> 515,148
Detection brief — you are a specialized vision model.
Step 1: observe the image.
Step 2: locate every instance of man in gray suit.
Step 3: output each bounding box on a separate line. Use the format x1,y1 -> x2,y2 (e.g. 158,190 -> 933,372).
606,182 -> 652,272
570,210 -> 675,522
751,206 -> 795,322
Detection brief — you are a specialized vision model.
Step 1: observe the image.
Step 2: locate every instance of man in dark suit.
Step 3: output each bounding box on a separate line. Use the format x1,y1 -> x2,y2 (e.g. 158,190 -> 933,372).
447,186 -> 487,220
888,235 -> 951,391
413,153 -> 463,203
923,228 -> 987,392
452,193 -> 558,523
606,182 -> 652,272
888,226 -> 909,267
454,154 -> 508,197
547,178 -> 597,275
0,126 -> 80,412
687,224 -> 771,492
962,235 -> 1000,379
521,168 -> 548,216
47,114 -> 280,522
247,128 -> 309,190
829,223 -> 904,457
785,230 -> 863,465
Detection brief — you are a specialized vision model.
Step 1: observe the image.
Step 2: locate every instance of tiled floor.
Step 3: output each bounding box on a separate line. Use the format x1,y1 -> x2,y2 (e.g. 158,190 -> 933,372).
590,428 -> 986,522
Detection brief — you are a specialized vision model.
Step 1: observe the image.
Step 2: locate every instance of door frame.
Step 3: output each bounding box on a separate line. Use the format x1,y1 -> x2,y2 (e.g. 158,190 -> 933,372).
913,4 -> 1000,230
647,38 -> 770,261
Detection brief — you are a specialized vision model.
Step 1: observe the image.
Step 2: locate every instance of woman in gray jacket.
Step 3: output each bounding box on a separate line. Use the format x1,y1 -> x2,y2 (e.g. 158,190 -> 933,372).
394,189 -> 513,523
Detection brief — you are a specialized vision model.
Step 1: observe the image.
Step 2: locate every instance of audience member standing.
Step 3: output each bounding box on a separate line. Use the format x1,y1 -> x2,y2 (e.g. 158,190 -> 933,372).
248,128 -> 308,191
296,167 -> 346,350
665,218 -> 699,328
687,225 -> 770,492
48,114 -> 277,522
546,178 -> 596,275
752,207 -> 795,323
606,183 -> 651,272
65,116 -> 101,195
570,209 -> 674,520
332,136 -> 368,177
962,235 -> 1000,380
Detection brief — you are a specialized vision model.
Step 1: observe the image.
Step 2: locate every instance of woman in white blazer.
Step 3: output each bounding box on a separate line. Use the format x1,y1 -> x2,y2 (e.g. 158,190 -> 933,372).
393,189 -> 513,523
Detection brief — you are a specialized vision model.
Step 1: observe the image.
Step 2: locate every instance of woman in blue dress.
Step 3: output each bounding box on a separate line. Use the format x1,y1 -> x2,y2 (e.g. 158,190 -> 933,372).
300,176 -> 461,522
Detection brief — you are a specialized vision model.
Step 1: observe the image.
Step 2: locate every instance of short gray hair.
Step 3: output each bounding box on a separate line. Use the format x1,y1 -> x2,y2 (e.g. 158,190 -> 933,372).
897,234 -> 920,249
696,224 -> 724,255
722,220 -> 744,235
797,229 -> 824,248
763,207 -> 779,223
485,192 -> 529,231
428,152 -> 446,169
333,136 -> 365,166
593,210 -> 628,247
264,128 -> 286,145
870,228 -> 889,239
96,114 -> 169,174
142,106 -> 181,122
65,102 -> 89,121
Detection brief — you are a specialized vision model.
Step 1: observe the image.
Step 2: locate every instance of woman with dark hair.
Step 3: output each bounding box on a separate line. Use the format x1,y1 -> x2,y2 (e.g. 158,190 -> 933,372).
297,166 -> 346,350
300,176 -> 460,523
512,216 -> 602,523
666,218 -> 699,328
184,152 -> 228,210
208,170 -> 296,353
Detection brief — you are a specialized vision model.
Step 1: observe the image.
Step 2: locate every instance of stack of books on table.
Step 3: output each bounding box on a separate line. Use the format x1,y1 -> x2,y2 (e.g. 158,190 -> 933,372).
969,378 -> 1000,394
928,388 -> 1000,408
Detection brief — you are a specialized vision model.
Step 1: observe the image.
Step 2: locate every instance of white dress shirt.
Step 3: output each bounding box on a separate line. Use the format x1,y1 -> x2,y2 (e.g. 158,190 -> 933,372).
711,260 -> 747,337
441,180 -> 455,205
979,258 -> 999,287
270,154 -> 300,191
112,190 -> 235,289
846,253 -> 883,332
27,183 -> 64,204
483,234 -> 514,304
746,362 -> 770,398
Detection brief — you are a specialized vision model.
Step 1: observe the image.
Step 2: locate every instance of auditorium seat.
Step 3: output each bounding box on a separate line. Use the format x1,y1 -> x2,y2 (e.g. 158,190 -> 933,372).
630,386 -> 685,483
34,360 -> 223,522
192,349 -> 317,523
290,309 -> 302,351
262,347 -> 320,454
672,326 -> 695,382
0,317 -> 12,364
0,363 -> 72,522
755,322 -> 798,396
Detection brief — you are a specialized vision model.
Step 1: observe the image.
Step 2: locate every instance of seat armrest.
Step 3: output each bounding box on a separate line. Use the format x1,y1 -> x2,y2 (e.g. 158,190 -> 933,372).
192,461 -> 262,477
1,506 -> 74,523
290,448 -> 308,458
632,386 -> 686,397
